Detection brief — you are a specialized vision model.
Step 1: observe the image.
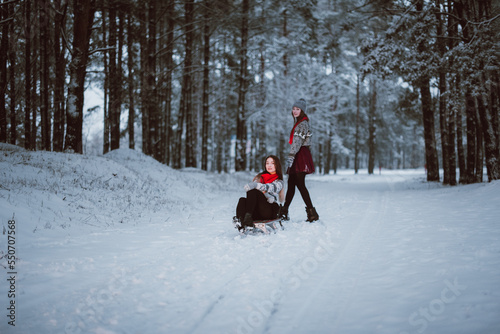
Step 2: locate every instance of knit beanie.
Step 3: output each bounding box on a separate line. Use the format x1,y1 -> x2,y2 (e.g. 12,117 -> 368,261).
293,98 -> 307,112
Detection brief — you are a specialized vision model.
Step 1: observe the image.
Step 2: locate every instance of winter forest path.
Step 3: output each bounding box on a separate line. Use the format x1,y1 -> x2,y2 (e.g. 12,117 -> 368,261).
6,170 -> 500,334
259,172 -> 500,334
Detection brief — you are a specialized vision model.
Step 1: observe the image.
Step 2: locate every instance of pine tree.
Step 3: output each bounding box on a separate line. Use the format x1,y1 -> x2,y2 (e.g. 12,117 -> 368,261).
235,0 -> 249,171
65,0 -> 96,153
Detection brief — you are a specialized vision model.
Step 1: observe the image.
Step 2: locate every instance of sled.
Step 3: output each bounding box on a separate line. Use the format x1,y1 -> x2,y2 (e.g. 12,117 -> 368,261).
232,217 -> 284,235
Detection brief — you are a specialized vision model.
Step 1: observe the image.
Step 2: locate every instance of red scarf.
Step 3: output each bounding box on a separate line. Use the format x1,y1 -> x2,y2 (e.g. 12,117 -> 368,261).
289,117 -> 308,144
260,173 -> 278,184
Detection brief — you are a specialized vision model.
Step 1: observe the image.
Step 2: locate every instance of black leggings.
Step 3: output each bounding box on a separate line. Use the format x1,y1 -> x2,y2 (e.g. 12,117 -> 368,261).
236,189 -> 279,221
284,172 -> 313,209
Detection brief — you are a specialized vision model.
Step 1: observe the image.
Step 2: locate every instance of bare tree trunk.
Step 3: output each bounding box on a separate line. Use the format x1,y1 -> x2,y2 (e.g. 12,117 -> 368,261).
325,132 -> 331,174
456,103 -> 466,184
174,82 -> 185,169
475,0 -> 500,181
326,70 -> 338,175
143,0 -> 158,159
147,0 -> 158,159
279,6 -> 288,163
318,140 -> 323,174
31,25 -> 37,150
465,91 -> 476,183
183,0 -> 195,167
368,77 -> 376,175
8,1 -> 15,144
490,72 -> 500,160
64,0 -> 96,153
416,0 -> 439,182
446,0 -> 457,185
354,73 -> 361,174
447,99 -> 457,185
173,2 -> 192,170
53,0 -> 68,152
216,113 -> 223,172
438,76 -> 450,184
102,0 -> 110,154
116,7 -> 124,148
235,0 -> 249,171
257,41 -> 267,168
157,3 -> 165,162
138,7 -> 148,155
137,10 -> 147,155
448,3 -> 465,183
0,1 -> 9,142
411,125 -> 419,168
215,39 -> 226,173
163,0 -> 174,165
108,0 -> 119,150
420,79 -> 440,182
477,90 -> 500,180
436,0 -> 450,184
39,0 -> 51,150
282,8 -> 288,78
127,11 -> 135,149
492,73 -> 500,157
474,105 -> 483,183
201,1 -> 210,171
24,0 -> 32,149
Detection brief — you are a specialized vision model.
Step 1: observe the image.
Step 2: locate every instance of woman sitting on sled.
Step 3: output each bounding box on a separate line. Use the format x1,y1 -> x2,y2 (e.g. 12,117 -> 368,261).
234,155 -> 285,231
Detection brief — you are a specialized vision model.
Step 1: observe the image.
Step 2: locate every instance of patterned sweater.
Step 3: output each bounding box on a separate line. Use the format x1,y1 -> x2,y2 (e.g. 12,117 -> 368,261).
289,120 -> 312,158
245,178 -> 285,204
261,179 -> 284,204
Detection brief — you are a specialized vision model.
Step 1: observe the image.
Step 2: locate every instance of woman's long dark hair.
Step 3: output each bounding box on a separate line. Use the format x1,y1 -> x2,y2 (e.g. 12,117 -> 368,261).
254,155 -> 283,181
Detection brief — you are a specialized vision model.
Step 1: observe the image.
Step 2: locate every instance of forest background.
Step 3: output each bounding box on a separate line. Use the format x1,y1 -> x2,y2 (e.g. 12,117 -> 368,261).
0,0 -> 499,185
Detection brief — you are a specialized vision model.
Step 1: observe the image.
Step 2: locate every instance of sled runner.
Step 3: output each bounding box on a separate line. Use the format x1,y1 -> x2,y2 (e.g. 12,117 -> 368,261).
232,217 -> 284,235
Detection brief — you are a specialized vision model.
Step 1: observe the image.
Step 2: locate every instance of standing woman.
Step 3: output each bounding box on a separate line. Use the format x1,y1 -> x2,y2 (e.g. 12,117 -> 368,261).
280,98 -> 319,222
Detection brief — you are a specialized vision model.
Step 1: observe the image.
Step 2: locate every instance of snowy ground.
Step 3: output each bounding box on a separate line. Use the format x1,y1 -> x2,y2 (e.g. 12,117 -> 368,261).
1,143 -> 499,334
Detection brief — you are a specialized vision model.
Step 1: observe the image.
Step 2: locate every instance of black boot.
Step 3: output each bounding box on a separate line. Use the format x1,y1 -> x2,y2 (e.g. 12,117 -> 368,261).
279,206 -> 290,221
242,213 -> 253,227
233,216 -> 243,231
306,207 -> 319,222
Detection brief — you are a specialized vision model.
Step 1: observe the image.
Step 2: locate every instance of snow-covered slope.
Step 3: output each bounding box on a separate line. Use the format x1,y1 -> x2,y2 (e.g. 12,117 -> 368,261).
1,144 -> 499,334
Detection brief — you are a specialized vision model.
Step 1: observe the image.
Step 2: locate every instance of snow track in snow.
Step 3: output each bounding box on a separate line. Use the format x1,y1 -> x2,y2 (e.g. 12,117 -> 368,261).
260,181 -> 389,334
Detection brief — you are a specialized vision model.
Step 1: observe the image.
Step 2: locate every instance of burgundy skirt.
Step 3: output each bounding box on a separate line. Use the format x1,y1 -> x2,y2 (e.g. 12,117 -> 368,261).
290,146 -> 315,174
